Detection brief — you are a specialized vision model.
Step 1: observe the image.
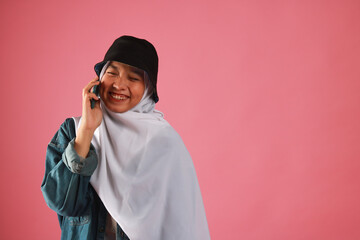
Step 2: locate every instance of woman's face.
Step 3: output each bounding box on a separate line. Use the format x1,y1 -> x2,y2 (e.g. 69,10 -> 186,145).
100,61 -> 145,113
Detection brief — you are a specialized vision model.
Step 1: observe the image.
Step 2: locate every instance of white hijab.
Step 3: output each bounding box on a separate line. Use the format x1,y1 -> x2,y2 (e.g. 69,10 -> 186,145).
73,62 -> 210,239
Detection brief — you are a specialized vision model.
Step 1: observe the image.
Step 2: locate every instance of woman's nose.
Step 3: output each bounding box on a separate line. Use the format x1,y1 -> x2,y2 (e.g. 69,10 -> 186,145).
112,75 -> 127,89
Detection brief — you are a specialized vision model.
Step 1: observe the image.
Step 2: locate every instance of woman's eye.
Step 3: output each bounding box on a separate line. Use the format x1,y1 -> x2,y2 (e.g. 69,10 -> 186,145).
106,72 -> 117,75
129,77 -> 140,81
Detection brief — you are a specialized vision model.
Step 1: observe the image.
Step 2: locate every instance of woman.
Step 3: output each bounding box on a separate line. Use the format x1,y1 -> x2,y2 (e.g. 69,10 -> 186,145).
41,36 -> 210,239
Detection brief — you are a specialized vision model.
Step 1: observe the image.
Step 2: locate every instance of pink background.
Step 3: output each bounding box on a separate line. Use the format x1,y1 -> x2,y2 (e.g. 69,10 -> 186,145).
1,0 -> 359,239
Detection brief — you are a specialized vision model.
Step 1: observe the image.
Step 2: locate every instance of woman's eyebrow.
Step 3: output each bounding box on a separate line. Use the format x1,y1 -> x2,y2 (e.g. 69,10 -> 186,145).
108,64 -> 118,70
108,64 -> 143,77
130,67 -> 144,77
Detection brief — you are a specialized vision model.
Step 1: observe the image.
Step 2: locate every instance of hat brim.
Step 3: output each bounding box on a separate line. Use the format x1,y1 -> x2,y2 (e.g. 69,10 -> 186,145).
94,61 -> 107,77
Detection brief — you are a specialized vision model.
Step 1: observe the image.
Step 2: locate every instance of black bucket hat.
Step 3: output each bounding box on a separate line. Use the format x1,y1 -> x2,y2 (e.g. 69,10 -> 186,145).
94,35 -> 159,103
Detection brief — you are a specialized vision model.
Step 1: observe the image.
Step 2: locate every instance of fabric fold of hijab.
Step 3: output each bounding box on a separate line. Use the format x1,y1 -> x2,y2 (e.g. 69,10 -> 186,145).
73,63 -> 210,239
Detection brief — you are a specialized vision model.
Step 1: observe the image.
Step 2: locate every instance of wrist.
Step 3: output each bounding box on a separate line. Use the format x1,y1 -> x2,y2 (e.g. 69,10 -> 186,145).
74,126 -> 94,158
78,124 -> 96,137
79,119 -> 98,133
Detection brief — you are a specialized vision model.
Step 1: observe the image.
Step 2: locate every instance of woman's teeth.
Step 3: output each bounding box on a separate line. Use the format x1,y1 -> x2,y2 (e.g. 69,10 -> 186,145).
110,93 -> 128,100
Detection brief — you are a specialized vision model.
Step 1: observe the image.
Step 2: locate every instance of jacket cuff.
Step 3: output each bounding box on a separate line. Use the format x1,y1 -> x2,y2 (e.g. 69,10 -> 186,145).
62,138 -> 98,176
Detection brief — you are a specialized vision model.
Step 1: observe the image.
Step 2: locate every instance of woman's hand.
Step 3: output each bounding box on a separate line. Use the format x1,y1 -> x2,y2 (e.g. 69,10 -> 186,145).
80,77 -> 102,131
75,77 -> 102,158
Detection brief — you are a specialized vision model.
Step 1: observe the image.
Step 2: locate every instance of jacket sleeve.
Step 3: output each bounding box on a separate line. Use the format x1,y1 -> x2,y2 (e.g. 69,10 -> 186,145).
41,118 -> 97,217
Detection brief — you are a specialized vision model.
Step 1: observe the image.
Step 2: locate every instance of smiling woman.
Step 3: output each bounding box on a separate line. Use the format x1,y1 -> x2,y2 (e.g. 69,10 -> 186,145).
100,61 -> 146,113
40,35 -> 210,240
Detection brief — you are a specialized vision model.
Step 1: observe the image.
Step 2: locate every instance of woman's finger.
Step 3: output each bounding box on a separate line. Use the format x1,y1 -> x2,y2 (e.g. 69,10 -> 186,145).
86,92 -> 100,101
83,77 -> 100,94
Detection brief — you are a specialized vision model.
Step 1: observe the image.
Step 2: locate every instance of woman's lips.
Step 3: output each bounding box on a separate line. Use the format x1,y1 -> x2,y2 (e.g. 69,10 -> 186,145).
109,92 -> 129,101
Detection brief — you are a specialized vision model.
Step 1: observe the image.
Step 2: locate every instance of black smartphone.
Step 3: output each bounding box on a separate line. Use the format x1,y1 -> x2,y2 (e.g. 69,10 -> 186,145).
91,81 -> 100,109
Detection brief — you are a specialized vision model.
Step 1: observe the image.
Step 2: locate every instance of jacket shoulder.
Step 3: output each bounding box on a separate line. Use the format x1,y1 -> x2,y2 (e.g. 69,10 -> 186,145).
49,118 -> 76,149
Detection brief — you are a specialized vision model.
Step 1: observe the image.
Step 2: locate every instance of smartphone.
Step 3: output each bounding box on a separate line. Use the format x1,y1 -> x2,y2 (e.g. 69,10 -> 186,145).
91,81 -> 100,109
